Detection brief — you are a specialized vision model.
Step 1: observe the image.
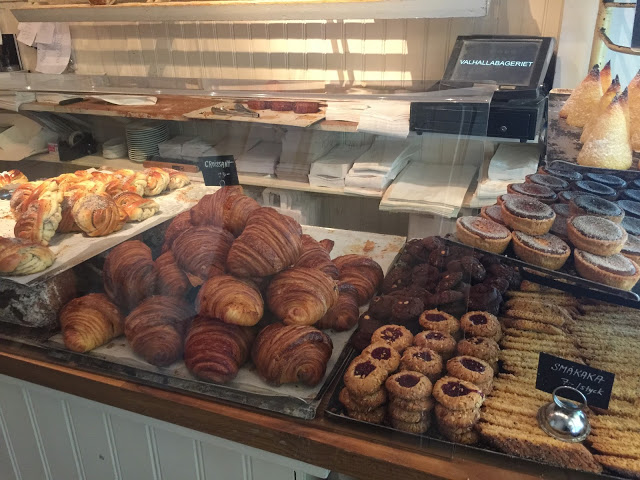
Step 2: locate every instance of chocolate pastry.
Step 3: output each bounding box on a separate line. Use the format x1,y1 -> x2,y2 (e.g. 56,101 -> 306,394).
574,249 -> 640,291
621,234 -> 640,264
400,346 -> 443,382
622,215 -> 640,236
480,204 -> 506,225
558,190 -> 579,204
405,237 -> 436,263
370,324 -> 413,352
419,309 -> 460,336
618,199 -> 640,219
390,396 -> 435,412
391,297 -> 424,325
501,195 -> 555,235
367,295 -> 395,320
584,172 -> 627,189
434,289 -> 466,308
512,231 -> 571,271
467,284 -> 502,316
347,407 -> 386,424
455,216 -> 512,254
568,215 -> 627,256
433,376 -> 484,410
621,189 -> 640,202
362,342 -> 401,373
507,182 -> 557,204
413,331 -> 456,360
385,371 -> 433,400
350,312 -> 384,351
382,265 -> 413,293
339,386 -> 387,410
390,416 -> 431,434
483,276 -> 510,295
485,263 -> 520,289
446,356 -> 494,394
570,194 -> 624,223
411,263 -> 441,289
525,173 -> 569,192
460,311 -> 501,341
456,337 -> 499,371
447,256 -> 486,283
538,165 -> 582,182
344,355 -> 389,395
572,180 -> 617,201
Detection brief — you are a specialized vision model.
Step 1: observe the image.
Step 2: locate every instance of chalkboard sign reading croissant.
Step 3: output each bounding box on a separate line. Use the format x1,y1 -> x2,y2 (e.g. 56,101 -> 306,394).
333,254 -> 384,306
227,207 -> 303,277
196,275 -> 264,326
103,240 -> 156,311
251,323 -> 333,386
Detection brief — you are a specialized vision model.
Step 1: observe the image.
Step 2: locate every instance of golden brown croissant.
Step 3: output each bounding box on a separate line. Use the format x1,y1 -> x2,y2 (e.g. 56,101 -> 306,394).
124,295 -> 194,367
315,283 -> 359,331
162,211 -> 192,253
0,169 -> 28,187
103,240 -> 156,311
251,322 -> 333,386
295,234 -> 339,279
142,167 -> 170,196
319,239 -> 335,253
196,275 -> 263,326
184,315 -> 255,383
222,194 -> 260,236
0,236 -> 56,275
154,251 -> 190,298
333,254 -> 383,306
266,267 -> 338,326
14,191 -> 62,246
113,192 -> 159,222
227,207 -> 302,277
162,168 -> 191,190
190,186 -> 244,226
57,189 -> 85,233
172,226 -> 234,285
72,193 -> 125,237
59,293 -> 124,353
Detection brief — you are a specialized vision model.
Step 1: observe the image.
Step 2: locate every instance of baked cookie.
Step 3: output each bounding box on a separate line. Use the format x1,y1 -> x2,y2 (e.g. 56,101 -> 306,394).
434,403 -> 480,429
455,216 -> 512,254
344,356 -> 389,396
413,331 -> 457,360
480,204 -> 506,225
507,182 -> 557,204
390,416 -> 431,434
439,426 -> 479,445
584,172 -> 626,189
347,406 -> 385,424
572,180 -> 617,201
411,264 -> 440,289
391,297 -> 425,325
367,295 -> 395,320
351,312 -> 385,351
456,337 -> 499,371
622,234 -> 640,264
460,311 -> 501,341
570,194 -> 624,223
400,346 -> 443,382
362,342 -> 401,373
511,231 -> 571,271
390,396 -> 435,412
370,324 -> 413,353
385,372 -> 433,400
567,215 -> 627,256
339,387 -> 386,411
433,376 -> 484,411
389,407 -> 431,423
418,309 -> 460,336
525,173 -> 569,192
574,249 -> 640,291
446,356 -> 494,394
501,195 -> 555,235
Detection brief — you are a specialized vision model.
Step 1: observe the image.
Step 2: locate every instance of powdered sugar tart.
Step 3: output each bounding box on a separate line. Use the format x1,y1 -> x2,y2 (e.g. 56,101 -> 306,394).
455,216 -> 511,254
574,249 -> 640,291
567,215 -> 627,256
500,195 -> 555,236
512,231 -> 570,271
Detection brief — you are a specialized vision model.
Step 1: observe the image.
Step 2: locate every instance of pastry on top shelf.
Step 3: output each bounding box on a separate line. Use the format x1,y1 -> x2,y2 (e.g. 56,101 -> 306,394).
141,167 -> 170,196
14,190 -> 62,246
162,168 -> 191,190
0,237 -> 56,276
113,192 -> 159,222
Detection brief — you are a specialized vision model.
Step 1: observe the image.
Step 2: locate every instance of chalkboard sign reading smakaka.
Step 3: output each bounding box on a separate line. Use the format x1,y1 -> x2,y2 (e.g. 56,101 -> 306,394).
199,155 -> 239,187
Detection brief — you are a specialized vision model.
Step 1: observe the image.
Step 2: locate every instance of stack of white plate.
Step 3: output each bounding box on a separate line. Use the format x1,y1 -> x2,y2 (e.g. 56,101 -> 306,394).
125,121 -> 169,163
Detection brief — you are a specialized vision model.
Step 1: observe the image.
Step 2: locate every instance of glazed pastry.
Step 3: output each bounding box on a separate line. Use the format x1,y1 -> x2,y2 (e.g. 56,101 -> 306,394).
460,311 -> 501,341
432,376 -> 484,411
333,254 -> 384,305
162,168 -> 191,190
500,195 -> 555,236
455,216 -> 511,254
584,172 -> 626,190
59,293 -> 124,353
524,173 -> 568,192
125,296 -> 195,367
105,175 -> 145,197
0,169 -> 28,187
511,231 -> 571,270
370,324 -> 413,352
572,180 -> 617,201
162,211 -> 192,253
480,204 -> 505,225
621,234 -> 640,264
617,200 -> 640,219
315,283 -> 359,331
550,203 -> 570,239
184,315 -> 255,383
222,193 -> 260,236
142,167 -> 171,196
227,207 -> 302,277
385,371 -> 433,400
361,342 -> 401,373
251,322 -> 333,386
172,226 -> 235,285
399,346 -> 443,382
267,267 -> 338,326
57,189 -> 85,233
0,237 -> 56,276
196,275 -> 263,326
72,193 -> 125,237
574,249 -> 640,290
538,165 -> 582,182
154,251 -> 190,298
113,192 -> 159,222
295,234 -> 339,279
569,194 -> 624,223
103,240 -> 156,311
419,309 -> 460,336
191,186 -> 244,226
10,182 -> 42,219
14,191 -> 62,246
446,356 -> 493,394
413,331 -> 457,360
567,215 -> 627,256
506,183 -> 557,204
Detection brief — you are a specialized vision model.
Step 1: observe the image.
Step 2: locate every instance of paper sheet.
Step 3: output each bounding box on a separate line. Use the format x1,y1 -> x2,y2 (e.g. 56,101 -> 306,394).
91,95 -> 158,106
17,22 -> 40,47
35,23 -> 55,45
35,23 -> 71,75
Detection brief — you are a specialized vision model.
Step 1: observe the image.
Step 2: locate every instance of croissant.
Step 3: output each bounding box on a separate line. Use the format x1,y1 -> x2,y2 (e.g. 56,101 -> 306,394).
72,193 -> 125,237
124,295 -> 194,367
113,192 -> 159,222
172,226 -> 234,285
14,191 -> 62,246
315,283 -> 359,331
267,267 -> 338,326
59,293 -> 124,353
223,194 -> 260,236
162,211 -> 192,253
57,189 -> 85,233
0,237 -> 56,275
103,240 -> 156,311
154,251 -> 190,298
191,186 -> 244,226
227,207 -> 302,277
295,234 -> 339,279
142,168 -> 170,196
162,168 -> 191,190
333,254 -> 383,306
184,316 -> 255,383
319,239 -> 335,253
196,275 -> 263,326
0,169 -> 28,187
251,322 -> 333,386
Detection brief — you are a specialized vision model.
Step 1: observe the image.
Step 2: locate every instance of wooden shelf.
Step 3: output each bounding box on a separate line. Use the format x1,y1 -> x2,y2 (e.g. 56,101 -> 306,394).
12,0 -> 488,23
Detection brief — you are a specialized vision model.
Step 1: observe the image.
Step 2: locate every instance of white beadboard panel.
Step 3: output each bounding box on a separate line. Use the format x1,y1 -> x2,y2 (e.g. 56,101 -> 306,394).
0,408 -> 18,480
251,457 -> 296,480
200,441 -> 245,480
152,427 -> 200,480
109,414 -> 156,480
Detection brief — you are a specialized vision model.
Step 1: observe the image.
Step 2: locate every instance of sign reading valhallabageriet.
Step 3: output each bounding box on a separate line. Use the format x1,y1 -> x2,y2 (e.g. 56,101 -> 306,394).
536,353 -> 614,409
459,60 -> 534,67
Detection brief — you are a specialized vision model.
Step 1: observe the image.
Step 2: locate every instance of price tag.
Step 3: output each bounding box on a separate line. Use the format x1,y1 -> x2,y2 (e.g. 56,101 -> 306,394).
536,352 -> 614,410
198,155 -> 239,187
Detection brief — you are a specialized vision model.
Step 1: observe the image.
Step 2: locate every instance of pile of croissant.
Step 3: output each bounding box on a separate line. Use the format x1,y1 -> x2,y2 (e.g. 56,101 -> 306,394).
59,185 -> 384,388
0,166 -> 190,277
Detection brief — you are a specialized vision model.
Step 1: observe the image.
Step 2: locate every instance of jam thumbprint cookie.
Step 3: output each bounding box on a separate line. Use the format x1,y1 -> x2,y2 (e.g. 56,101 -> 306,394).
399,346 -> 444,382
385,371 -> 433,400
446,356 -> 494,395
455,216 -> 511,254
567,215 -> 628,256
370,324 -> 413,352
460,311 -> 501,342
511,231 -> 571,270
339,387 -> 386,411
343,357 -> 389,395
574,250 -> 640,291
433,376 -> 484,411
500,195 -> 555,235
361,342 -> 401,373
413,331 -> 457,360
456,337 -> 499,372
418,309 -> 460,336
434,403 -> 480,430
390,396 -> 435,412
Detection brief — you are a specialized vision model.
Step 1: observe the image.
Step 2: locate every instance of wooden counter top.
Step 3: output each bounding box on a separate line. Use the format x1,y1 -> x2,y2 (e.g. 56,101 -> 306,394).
0,343 -> 597,480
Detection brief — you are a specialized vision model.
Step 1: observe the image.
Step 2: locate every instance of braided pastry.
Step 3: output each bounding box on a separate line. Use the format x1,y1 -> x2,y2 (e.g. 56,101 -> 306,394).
72,193 -> 125,237
57,189 -> 85,233
295,234 -> 339,279
333,254 -> 383,306
315,283 -> 360,331
103,240 -> 156,311
142,167 -> 170,196
267,267 -> 338,326
251,323 -> 333,386
184,316 -> 255,383
172,226 -> 234,285
0,237 -> 56,275
162,211 -> 192,253
90,171 -> 114,183
106,172 -> 146,197
227,207 -> 302,277
154,251 -> 190,298
10,182 -> 41,219
53,173 -> 82,186
124,295 -> 194,367
223,194 -> 260,236
61,180 -> 106,195
59,293 -> 124,353
191,186 -> 244,227
14,191 -> 62,246
162,168 -> 191,190
113,192 -> 159,222
196,275 -> 263,326
0,169 -> 28,187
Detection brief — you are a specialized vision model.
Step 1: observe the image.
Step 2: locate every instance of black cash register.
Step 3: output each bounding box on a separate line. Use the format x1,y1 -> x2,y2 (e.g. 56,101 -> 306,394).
410,35 -> 556,142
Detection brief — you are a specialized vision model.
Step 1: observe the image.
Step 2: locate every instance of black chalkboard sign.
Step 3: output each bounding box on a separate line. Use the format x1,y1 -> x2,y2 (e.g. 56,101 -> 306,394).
536,353 -> 614,410
198,155 -> 239,187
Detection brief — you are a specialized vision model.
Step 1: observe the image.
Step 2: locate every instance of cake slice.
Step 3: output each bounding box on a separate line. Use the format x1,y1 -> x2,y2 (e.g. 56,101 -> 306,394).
561,64 -> 603,127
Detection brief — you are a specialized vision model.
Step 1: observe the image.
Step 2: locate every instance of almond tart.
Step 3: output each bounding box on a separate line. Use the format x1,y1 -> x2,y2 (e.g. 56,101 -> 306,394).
480,204 -> 505,225
574,249 -> 640,291
512,231 -> 571,270
501,195 -> 555,235
455,216 -> 511,254
567,215 -> 628,256
622,234 -> 640,265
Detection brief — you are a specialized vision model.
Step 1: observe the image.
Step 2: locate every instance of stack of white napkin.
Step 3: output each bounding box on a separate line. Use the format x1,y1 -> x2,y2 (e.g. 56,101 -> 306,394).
325,101 -> 370,123
357,101 -> 411,138
236,141 -> 282,176
308,144 -> 372,188
276,129 -> 339,182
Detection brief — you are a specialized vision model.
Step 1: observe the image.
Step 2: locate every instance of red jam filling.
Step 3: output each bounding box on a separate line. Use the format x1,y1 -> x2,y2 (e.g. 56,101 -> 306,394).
425,332 -> 444,340
397,374 -> 420,388
381,328 -> 402,341
460,358 -> 486,373
354,361 -> 376,378
425,313 -> 447,323
469,314 -> 488,325
414,351 -> 433,362
371,347 -> 391,360
442,381 -> 473,397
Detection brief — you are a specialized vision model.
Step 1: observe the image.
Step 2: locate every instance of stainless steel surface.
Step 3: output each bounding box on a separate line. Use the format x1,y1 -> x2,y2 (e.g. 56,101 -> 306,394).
537,386 -> 591,443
